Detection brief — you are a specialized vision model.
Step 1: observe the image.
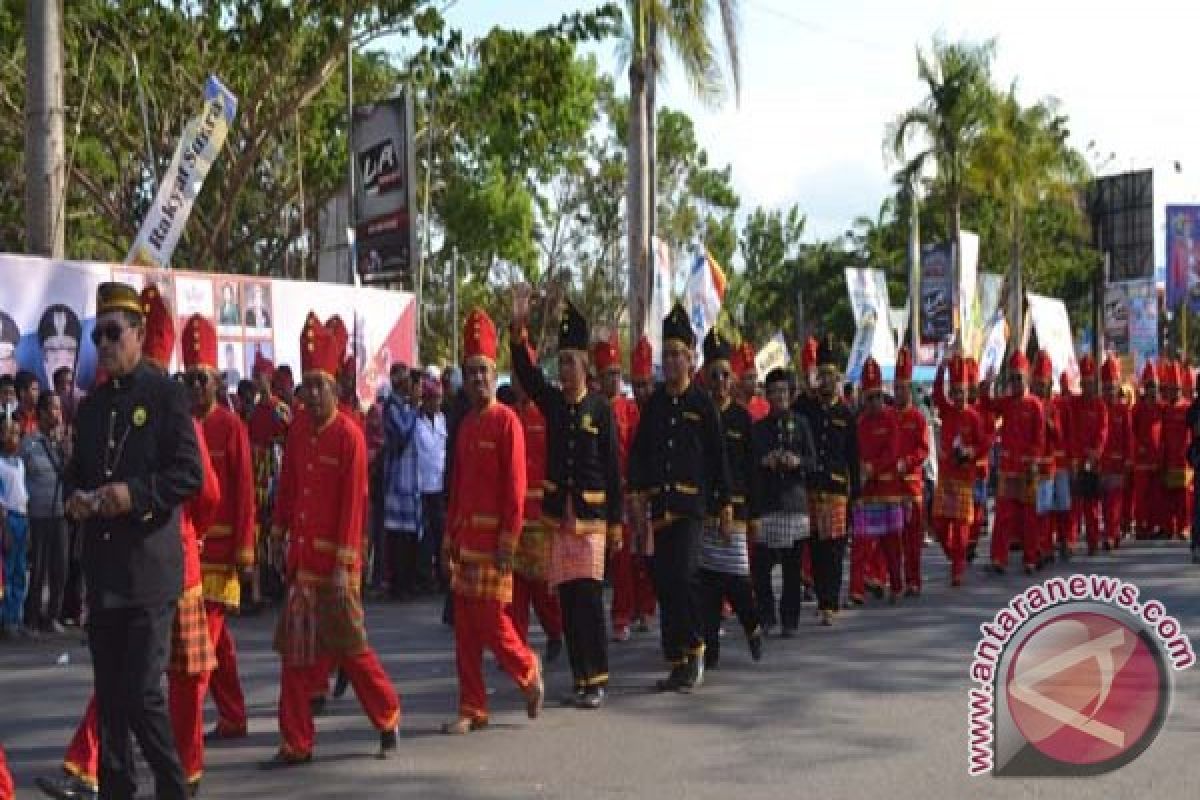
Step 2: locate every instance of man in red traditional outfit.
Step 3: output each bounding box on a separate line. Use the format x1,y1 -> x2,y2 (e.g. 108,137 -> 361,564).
931,354 -> 984,586
180,315 -> 256,742
1131,361 -> 1164,538
1160,359 -> 1192,540
893,347 -> 929,595
261,313 -> 400,768
1065,355 -> 1108,555
246,352 -> 291,606
732,340 -> 769,422
986,351 -> 1044,574
1100,354 -> 1132,551
441,308 -> 543,733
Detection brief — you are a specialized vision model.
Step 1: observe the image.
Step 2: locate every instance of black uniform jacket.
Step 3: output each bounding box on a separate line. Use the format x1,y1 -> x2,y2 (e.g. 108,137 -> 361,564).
792,392 -> 859,500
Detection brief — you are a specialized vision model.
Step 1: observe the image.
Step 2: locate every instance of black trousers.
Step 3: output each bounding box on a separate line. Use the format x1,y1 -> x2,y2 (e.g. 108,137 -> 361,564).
699,568 -> 760,664
751,542 -> 804,629
811,537 -> 847,612
420,493 -> 447,589
557,578 -> 608,689
25,515 -> 69,627
386,529 -> 420,598
651,518 -> 705,666
62,521 -> 85,622
88,602 -> 186,800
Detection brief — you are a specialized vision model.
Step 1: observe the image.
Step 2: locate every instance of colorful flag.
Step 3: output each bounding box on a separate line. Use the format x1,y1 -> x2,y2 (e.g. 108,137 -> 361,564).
686,249 -> 723,341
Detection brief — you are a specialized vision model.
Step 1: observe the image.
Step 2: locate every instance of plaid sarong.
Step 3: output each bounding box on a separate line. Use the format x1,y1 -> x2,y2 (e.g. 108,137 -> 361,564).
449,549 -> 514,604
273,582 -> 369,668
756,511 -> 810,550
809,491 -> 848,540
169,588 -> 216,676
853,501 -> 904,538
547,524 -> 606,588
700,519 -> 751,575
1165,467 -> 1193,490
514,520 -> 552,581
934,477 -> 974,523
996,471 -> 1037,504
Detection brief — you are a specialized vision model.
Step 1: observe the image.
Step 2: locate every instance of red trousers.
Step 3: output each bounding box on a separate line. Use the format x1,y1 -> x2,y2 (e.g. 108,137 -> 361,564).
993,499 -> 1039,569
848,533 -> 902,598
1162,486 -> 1189,538
901,498 -> 924,590
509,574 -> 563,643
1072,498 -> 1102,550
64,667 -> 212,787
453,594 -> 537,723
204,603 -> 247,735
278,649 -> 399,757
609,549 -> 656,629
938,520 -> 970,583
0,745 -> 12,800
1131,469 -> 1163,535
1102,489 -> 1124,548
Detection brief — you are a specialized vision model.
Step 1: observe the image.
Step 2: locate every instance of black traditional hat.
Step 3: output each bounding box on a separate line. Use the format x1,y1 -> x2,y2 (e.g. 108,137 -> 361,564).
96,282 -> 143,317
558,300 -> 589,353
663,302 -> 695,348
702,326 -> 732,366
816,334 -> 839,373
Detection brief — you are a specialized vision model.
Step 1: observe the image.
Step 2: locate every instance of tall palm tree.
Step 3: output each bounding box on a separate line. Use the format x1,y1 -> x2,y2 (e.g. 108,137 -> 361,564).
967,86 -> 1089,347
625,0 -> 741,339
889,37 -> 995,331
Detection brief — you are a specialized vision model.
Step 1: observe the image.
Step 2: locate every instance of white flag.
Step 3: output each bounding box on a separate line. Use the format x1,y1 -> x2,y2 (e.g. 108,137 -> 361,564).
685,250 -> 722,344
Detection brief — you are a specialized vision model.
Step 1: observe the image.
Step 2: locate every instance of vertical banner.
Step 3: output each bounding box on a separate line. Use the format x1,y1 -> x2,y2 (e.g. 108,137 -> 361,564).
754,331 -> 790,376
978,312 -> 1008,381
920,243 -> 953,341
1166,205 -> 1200,312
648,236 -> 671,369
127,76 -> 238,268
352,94 -> 417,283
958,230 -> 979,340
1027,292 -> 1079,386
685,250 -> 724,344
1105,278 -> 1159,378
844,267 -> 897,377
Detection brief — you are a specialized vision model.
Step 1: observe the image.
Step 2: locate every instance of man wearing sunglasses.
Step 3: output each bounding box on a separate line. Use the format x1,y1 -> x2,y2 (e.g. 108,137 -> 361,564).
61,282 -> 204,800
180,315 -> 257,744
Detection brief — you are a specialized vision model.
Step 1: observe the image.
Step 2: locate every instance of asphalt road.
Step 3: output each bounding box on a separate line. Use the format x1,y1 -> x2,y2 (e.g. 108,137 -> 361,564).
3,541 -> 1199,799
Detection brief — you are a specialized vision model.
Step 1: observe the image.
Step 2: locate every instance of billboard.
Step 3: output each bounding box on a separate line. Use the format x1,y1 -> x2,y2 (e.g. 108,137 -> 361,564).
920,243 -> 953,341
844,267 -> 896,377
352,94 -> 417,284
1166,205 -> 1200,311
1085,170 -> 1154,281
1104,278 -> 1158,377
0,254 -> 415,405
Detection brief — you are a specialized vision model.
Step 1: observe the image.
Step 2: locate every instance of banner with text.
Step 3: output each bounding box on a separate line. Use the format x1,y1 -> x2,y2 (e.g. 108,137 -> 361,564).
1027,292 -> 1079,387
920,243 -> 953,341
1166,205 -> 1200,312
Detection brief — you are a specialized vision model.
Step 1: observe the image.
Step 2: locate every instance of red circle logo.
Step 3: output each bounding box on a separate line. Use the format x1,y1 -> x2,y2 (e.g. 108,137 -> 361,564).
1005,611 -> 1166,768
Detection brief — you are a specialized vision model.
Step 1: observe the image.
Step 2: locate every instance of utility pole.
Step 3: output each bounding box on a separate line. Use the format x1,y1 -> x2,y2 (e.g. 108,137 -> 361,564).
908,181 -> 921,359
24,0 -> 65,257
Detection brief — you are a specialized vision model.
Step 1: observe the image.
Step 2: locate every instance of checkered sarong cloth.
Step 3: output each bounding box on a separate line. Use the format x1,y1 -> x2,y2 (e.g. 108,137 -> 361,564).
996,471 -> 1036,504
514,520 -> 552,581
934,477 -> 974,523
547,526 -> 606,588
449,552 -> 514,604
853,501 -> 905,538
756,512 -> 810,550
169,589 -> 216,676
808,491 -> 848,540
700,519 -> 751,575
273,583 -> 369,668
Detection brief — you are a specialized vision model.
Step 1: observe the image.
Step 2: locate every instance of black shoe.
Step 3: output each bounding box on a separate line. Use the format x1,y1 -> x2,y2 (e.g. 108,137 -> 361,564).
35,775 -> 97,800
966,543 -> 978,563
544,637 -> 563,664
189,779 -> 201,798
377,728 -> 398,759
310,695 -> 327,716
748,632 -> 763,662
577,687 -> 605,709
655,666 -> 689,692
990,565 -> 1006,576
866,583 -> 885,600
560,688 -> 585,706
333,669 -> 350,699
259,750 -> 313,770
684,652 -> 705,689
1101,540 -> 1112,552
780,625 -> 796,638
1023,565 -> 1035,576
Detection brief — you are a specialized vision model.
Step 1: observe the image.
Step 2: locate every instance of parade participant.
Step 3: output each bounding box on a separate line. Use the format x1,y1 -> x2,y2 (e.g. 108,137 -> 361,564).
594,330 -> 646,642
180,315 -> 256,743
511,291 -> 622,709
751,367 -> 816,635
1131,361 -> 1164,538
442,308 -> 543,733
0,745 -> 11,800
796,336 -> 820,592
1100,354 -> 1132,551
791,337 -> 856,626
848,357 -> 905,604
931,354 -> 984,586
629,303 -> 732,689
984,351 -> 1044,573
1026,353 -> 1061,566
629,335 -> 656,410
892,347 -> 929,595
966,357 -> 993,561
262,314 -> 400,767
732,340 -> 769,422
615,335 -> 658,629
506,341 -> 564,664
1160,360 -> 1192,541
697,328 -> 763,665
246,352 -> 291,605
61,282 -> 203,800
1066,355 -> 1107,555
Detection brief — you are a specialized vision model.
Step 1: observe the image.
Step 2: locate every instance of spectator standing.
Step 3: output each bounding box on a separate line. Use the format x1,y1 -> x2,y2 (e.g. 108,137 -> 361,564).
14,370 -> 40,435
21,392 -> 69,633
415,375 -> 448,592
1,412 -> 31,639
382,365 -> 421,599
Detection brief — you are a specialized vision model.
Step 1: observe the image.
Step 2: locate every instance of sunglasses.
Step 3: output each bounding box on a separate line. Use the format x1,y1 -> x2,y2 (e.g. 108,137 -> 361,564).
184,371 -> 210,387
90,323 -> 129,346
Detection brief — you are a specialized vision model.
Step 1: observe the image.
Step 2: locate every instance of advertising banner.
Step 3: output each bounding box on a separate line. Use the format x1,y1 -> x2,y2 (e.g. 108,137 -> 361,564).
1166,205 -> 1200,312
1027,292 -> 1079,387
352,94 -> 418,283
920,243 -> 953,341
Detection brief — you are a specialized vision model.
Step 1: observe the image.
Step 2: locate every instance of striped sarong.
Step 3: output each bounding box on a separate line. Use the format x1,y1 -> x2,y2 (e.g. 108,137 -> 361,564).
700,519 -> 751,575
757,511 -> 810,550
809,491 -> 848,540
169,588 -> 216,676
934,477 -> 974,523
852,501 -> 904,538
274,583 -> 369,667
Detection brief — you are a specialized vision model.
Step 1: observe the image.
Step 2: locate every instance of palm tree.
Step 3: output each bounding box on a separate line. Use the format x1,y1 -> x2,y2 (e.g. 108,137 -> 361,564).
889,37 -> 995,330
624,0 -> 741,339
967,86 -> 1089,347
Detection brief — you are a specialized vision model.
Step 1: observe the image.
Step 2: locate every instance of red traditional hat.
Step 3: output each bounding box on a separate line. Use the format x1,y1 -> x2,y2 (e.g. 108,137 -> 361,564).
1140,359 -> 1158,386
463,307 -> 498,363
1033,350 -> 1053,384
1009,351 -> 1030,374
140,285 -> 175,368
1160,358 -> 1180,389
1078,353 -> 1096,381
181,314 -> 217,371
965,356 -> 980,387
272,364 -> 294,393
593,330 -> 621,373
800,336 -> 819,373
860,356 -> 883,394
1100,353 -> 1120,385
1059,370 -> 1073,395
631,335 -> 653,380
731,341 -> 756,378
252,349 -> 275,379
895,346 -> 913,384
325,315 -> 349,359
948,354 -> 968,388
301,312 -> 341,378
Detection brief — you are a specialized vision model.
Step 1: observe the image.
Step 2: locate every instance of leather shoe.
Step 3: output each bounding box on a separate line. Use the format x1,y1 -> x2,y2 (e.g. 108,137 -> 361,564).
35,775 -> 97,799
259,750 -> 313,770
204,725 -> 247,743
378,728 -> 398,759
525,660 -> 544,719
577,687 -> 605,709
441,716 -> 487,735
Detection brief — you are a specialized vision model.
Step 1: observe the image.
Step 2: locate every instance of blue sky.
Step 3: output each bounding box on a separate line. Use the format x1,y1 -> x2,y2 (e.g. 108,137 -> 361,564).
385,0 -> 1200,259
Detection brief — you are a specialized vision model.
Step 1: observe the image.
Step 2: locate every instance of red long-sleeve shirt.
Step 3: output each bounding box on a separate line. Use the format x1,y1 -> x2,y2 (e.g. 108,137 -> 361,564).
857,406 -> 903,502
1161,399 -> 1191,471
1131,400 -> 1163,473
1101,399 -> 1132,477
516,400 -> 546,523
895,404 -> 930,498
184,419 -> 221,592
1065,393 -> 1108,468
200,404 -> 257,569
610,394 -> 640,481
983,390 -> 1046,477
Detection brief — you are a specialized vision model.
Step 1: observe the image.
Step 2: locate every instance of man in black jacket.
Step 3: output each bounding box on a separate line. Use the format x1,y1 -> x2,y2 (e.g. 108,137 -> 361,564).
629,304 -> 732,692
64,282 -> 203,800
